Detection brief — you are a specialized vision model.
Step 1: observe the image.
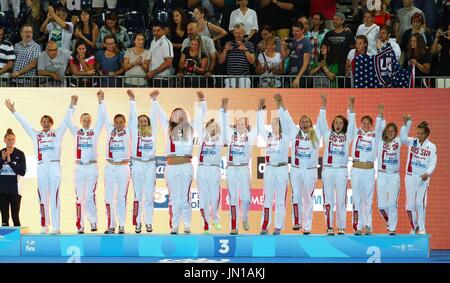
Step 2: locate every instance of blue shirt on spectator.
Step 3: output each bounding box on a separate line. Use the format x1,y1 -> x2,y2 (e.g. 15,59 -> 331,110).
287,37 -> 312,75
96,50 -> 124,87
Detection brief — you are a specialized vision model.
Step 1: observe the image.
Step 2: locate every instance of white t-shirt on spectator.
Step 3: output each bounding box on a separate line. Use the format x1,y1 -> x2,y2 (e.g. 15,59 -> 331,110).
47,22 -> 74,51
229,8 -> 259,35
149,35 -> 173,77
257,51 -> 282,87
356,23 -> 379,56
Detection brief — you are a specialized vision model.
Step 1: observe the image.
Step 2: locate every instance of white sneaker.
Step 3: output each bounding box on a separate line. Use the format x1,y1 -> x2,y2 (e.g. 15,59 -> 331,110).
337,228 -> 345,235
50,228 -> 60,235
184,227 -> 191,234
242,221 -> 250,231
418,230 -> 426,235
90,223 -> 98,232
40,227 -> 49,234
170,227 -> 178,234
77,227 -> 84,234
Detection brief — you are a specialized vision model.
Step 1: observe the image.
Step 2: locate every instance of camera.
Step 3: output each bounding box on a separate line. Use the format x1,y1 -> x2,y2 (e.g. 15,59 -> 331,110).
186,59 -> 195,72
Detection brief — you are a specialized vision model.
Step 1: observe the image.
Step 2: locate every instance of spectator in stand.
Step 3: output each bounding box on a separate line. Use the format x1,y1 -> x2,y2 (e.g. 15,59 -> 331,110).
310,41 -> 339,88
37,40 -> 71,86
377,25 -> 401,60
403,33 -> 431,87
11,25 -> 41,86
356,11 -> 380,55
123,32 -> 150,87
413,0 -> 438,31
255,36 -> 283,87
346,35 -> 368,78
40,5 -> 74,52
69,41 -> 96,87
0,0 -> 20,21
280,22 -> 311,88
96,13 -> 131,52
178,35 -> 209,87
168,8 -> 189,75
187,0 -> 224,25
182,22 -> 217,77
298,16 -> 311,39
229,0 -> 259,42
309,12 -> 329,69
395,0 -> 424,42
0,25 -> 15,86
147,22 -> 174,87
219,23 -> 255,88
221,0 -> 240,44
17,0 -> 46,48
258,0 -> 295,40
256,25 -> 282,55
400,12 -> 432,54
323,12 -> 355,76
431,24 -> 450,76
73,9 -> 99,54
370,0 -> 392,26
310,0 -> 336,30
194,6 -> 227,47
96,34 -> 124,87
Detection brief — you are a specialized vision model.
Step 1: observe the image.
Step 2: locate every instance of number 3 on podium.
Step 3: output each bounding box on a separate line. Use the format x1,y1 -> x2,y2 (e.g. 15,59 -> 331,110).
214,237 -> 236,257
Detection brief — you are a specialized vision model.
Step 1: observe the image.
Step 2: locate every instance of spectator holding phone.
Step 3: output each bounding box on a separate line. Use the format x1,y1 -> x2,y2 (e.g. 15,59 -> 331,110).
431,24 -> 450,76
178,35 -> 208,87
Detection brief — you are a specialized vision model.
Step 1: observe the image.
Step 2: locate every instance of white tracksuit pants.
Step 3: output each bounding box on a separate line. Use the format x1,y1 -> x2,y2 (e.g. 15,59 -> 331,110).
37,162 -> 62,230
377,171 -> 400,231
290,166 -> 317,231
351,167 -> 375,231
165,163 -> 193,229
405,174 -> 429,232
104,163 -> 130,229
260,165 -> 288,231
197,165 -> 221,231
322,167 -> 348,230
226,165 -> 251,231
131,160 -> 156,227
75,164 -> 99,230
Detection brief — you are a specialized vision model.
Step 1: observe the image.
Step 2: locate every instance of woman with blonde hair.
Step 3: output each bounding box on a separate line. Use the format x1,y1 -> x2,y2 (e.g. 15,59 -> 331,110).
276,93 -> 321,235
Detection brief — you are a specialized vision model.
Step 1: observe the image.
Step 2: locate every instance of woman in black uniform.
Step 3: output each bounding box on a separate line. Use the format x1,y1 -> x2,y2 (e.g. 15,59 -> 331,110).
0,128 -> 26,227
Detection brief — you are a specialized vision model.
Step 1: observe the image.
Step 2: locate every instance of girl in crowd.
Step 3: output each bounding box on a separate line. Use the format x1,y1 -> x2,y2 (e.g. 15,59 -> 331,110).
64,92 -> 105,234
195,92 -> 227,234
123,33 -> 150,87
127,90 -> 158,234
223,98 -> 258,235
69,41 -> 96,87
178,35 -> 208,87
0,129 -> 26,227
257,96 -> 290,235
168,8 -> 189,75
74,8 -> 99,53
401,116 -> 437,235
194,6 -> 227,47
5,98 -> 71,234
96,12 -> 131,51
317,94 -> 355,235
96,35 -> 124,88
309,12 -> 329,68
375,105 -> 402,235
152,91 -> 195,234
255,37 -> 284,88
346,35 -> 368,78
102,92 -> 131,234
276,93 -> 321,235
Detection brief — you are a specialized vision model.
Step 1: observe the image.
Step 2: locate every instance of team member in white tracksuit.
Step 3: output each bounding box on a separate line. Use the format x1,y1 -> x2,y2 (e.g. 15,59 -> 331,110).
127,89 -> 158,234
103,93 -> 132,234
5,98 -> 70,234
64,92 -> 105,234
401,116 -> 437,235
223,98 -> 258,235
276,94 -> 321,235
152,91 -> 194,235
195,92 -> 226,234
374,105 -> 403,235
350,105 -> 379,236
317,94 -> 355,235
257,97 -> 290,236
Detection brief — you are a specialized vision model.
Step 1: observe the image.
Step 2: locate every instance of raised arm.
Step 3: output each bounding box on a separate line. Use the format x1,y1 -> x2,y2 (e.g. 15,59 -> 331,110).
375,104 -> 386,141
346,96 -> 356,141
65,95 -> 79,135
400,114 -> 413,146
257,98 -> 269,143
194,91 -> 207,141
127,89 -> 138,138
317,93 -> 329,136
55,106 -> 70,139
150,90 -> 168,136
101,91 -> 114,133
94,90 -> 106,134
275,93 -> 297,140
149,90 -> 159,136
5,99 -> 37,139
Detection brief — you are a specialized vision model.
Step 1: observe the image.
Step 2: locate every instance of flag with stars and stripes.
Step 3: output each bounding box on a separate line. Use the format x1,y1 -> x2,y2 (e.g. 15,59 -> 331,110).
354,43 -> 413,88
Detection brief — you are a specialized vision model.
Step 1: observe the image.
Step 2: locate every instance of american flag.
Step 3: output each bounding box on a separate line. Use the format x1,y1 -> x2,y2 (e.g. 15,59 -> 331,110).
354,43 -> 413,88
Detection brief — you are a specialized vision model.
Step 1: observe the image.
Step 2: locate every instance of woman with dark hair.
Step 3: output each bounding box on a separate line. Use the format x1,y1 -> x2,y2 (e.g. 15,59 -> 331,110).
96,12 -> 131,51
5,98 -> 70,234
431,24 -> 450,76
168,8 -> 189,75
346,35 -> 368,78
400,12 -> 432,53
178,35 -> 208,87
152,91 -> 195,235
123,33 -> 150,87
374,105 -> 403,235
404,33 -> 431,87
256,25 -> 282,55
69,41 -> 96,87
310,42 -> 338,88
309,12 -> 329,68
194,6 -> 227,47
74,9 -> 99,53
401,115 -> 437,235
0,129 -> 26,227
96,34 -> 124,87
317,94 -> 355,236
